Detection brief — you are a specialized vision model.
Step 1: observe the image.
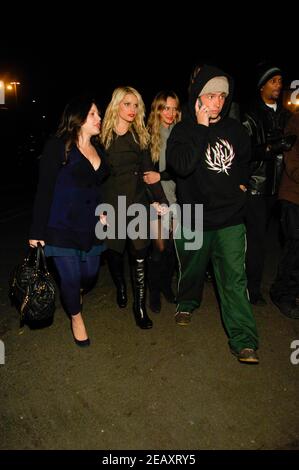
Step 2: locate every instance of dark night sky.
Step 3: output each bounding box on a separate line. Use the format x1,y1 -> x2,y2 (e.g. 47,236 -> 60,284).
0,13 -> 296,133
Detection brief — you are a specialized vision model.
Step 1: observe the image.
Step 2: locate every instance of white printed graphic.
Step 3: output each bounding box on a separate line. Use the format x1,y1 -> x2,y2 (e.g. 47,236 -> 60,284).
206,139 -> 235,175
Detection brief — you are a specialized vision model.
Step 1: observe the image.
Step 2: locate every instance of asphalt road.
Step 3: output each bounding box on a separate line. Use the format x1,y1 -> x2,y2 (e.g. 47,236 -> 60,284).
1,206 -> 299,452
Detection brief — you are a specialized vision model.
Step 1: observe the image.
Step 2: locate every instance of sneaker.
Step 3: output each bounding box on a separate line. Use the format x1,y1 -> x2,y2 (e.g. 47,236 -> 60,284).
161,286 -> 177,304
283,306 -> 299,320
175,311 -> 192,326
270,295 -> 299,319
232,348 -> 259,364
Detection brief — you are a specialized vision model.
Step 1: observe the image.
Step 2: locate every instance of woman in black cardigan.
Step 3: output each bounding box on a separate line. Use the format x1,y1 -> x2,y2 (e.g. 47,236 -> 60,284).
101,86 -> 168,329
29,96 -> 109,346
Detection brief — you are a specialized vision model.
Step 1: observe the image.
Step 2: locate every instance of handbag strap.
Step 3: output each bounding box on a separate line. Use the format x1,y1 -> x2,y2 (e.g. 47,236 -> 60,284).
35,242 -> 49,274
22,243 -> 49,273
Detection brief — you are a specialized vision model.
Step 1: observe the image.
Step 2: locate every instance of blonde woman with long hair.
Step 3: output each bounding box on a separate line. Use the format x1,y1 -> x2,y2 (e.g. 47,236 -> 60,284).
145,90 -> 181,313
101,86 -> 168,329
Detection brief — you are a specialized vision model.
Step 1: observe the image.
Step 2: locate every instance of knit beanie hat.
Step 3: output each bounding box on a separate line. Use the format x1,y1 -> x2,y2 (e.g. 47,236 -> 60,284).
256,63 -> 282,89
199,76 -> 229,96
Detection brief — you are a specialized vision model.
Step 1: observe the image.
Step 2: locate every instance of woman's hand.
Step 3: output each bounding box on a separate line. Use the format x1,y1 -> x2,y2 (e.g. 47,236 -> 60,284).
99,213 -> 109,226
143,171 -> 161,184
239,185 -> 247,192
151,202 -> 169,216
29,239 -> 45,248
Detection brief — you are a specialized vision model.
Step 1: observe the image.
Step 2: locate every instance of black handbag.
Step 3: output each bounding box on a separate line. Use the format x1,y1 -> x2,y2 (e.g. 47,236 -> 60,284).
9,243 -> 56,326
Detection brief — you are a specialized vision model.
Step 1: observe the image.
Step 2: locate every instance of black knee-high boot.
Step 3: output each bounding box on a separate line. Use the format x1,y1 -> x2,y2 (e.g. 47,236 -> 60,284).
133,259 -> 153,329
161,248 -> 176,303
106,249 -> 127,308
147,252 -> 162,313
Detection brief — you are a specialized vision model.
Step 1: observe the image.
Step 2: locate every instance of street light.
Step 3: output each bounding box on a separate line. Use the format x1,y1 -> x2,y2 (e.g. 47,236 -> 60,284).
10,81 -> 20,105
0,80 -> 21,106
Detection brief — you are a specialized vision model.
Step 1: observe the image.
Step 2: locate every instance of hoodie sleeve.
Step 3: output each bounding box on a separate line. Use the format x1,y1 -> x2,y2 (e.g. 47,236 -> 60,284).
166,121 -> 209,177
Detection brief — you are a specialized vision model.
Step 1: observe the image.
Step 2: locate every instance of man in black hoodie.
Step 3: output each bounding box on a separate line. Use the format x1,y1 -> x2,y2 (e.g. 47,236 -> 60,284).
166,64 -> 259,364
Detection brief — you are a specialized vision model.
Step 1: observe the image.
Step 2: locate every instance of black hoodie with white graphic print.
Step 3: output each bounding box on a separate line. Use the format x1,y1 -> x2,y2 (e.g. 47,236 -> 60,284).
166,64 -> 251,231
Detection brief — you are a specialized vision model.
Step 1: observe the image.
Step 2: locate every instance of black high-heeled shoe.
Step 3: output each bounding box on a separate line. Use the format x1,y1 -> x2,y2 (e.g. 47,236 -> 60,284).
132,259 -> 153,329
73,337 -> 90,347
149,289 -> 161,313
116,284 -> 127,308
71,316 -> 90,347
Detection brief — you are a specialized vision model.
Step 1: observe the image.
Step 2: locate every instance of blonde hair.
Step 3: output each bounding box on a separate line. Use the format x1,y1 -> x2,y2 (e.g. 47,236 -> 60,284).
147,91 -> 181,163
101,86 -> 149,150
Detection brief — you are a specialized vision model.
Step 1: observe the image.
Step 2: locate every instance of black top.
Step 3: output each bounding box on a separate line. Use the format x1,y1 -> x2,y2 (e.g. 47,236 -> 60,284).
29,137 -> 109,251
243,99 -> 292,195
166,64 -> 250,231
102,131 -> 168,253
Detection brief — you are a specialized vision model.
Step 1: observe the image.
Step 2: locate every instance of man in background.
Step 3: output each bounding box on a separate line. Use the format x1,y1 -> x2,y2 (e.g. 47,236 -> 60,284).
243,62 -> 294,305
270,113 -> 299,319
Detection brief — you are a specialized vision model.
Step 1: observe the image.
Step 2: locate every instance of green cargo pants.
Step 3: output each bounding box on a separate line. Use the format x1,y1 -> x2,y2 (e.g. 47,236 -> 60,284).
174,223 -> 258,353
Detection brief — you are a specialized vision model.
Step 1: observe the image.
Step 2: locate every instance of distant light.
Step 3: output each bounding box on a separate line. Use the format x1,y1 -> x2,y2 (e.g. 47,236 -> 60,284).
288,101 -> 291,105
32,99 -> 36,103
0,81 -> 3,88
42,115 -> 46,119
296,100 -> 299,105
6,84 -> 12,90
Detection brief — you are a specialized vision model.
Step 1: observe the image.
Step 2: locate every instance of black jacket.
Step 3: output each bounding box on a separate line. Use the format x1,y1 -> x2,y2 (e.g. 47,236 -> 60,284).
243,99 -> 292,196
166,64 -> 250,231
102,131 -> 168,253
29,137 -> 109,251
